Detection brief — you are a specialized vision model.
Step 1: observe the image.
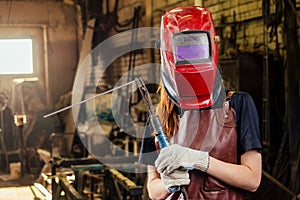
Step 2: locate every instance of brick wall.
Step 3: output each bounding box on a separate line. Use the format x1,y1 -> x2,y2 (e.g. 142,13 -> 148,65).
97,0 -> 300,85
206,0 -> 266,57
151,0 -> 299,55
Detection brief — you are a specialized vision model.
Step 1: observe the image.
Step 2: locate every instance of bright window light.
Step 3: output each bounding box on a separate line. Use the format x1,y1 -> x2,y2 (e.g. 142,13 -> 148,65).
0,39 -> 33,74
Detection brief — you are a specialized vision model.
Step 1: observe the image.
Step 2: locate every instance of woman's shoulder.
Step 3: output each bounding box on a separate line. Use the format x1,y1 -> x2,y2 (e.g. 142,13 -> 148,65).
228,91 -> 253,102
228,91 -> 256,111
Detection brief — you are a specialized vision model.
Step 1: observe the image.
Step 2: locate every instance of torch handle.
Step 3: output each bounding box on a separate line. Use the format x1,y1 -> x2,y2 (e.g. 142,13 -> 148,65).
150,115 -> 181,193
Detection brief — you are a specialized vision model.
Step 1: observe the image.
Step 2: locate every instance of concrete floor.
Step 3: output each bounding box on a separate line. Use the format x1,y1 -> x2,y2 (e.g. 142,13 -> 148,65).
0,185 -> 46,200
0,173 -> 44,200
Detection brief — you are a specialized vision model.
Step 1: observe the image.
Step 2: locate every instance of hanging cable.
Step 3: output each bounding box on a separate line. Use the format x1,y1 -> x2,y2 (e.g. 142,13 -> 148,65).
262,0 -> 271,171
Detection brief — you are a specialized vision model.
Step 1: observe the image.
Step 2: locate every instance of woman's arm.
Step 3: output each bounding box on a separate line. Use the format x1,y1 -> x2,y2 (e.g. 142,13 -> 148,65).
206,150 -> 262,192
147,165 -> 170,200
147,149 -> 261,199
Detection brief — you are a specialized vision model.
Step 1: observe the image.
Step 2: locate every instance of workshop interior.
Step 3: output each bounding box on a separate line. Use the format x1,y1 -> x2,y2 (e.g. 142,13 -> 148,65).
0,0 -> 299,199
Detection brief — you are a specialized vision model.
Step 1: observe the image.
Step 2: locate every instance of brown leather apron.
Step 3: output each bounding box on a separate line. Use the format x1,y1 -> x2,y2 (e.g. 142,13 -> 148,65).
169,101 -> 245,200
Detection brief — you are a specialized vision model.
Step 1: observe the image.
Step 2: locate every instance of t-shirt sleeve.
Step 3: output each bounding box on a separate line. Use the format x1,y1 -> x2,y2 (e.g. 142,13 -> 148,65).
230,92 -> 262,155
138,119 -> 158,166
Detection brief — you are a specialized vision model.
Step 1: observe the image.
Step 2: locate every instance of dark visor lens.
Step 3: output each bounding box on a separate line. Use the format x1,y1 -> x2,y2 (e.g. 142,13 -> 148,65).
174,32 -> 209,62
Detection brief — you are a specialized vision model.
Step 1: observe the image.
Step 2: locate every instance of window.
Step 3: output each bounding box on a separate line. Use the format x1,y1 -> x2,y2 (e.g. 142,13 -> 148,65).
0,38 -> 33,74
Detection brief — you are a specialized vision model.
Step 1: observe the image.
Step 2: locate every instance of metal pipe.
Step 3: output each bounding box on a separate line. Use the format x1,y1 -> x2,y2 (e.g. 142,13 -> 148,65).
43,24 -> 51,106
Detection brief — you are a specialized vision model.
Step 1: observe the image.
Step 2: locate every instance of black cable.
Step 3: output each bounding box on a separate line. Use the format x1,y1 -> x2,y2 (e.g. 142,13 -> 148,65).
171,187 -> 188,200
181,187 -> 189,200
262,0 -> 283,27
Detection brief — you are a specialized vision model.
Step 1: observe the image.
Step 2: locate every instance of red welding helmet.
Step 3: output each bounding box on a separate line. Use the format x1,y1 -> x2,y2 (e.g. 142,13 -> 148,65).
160,6 -> 222,109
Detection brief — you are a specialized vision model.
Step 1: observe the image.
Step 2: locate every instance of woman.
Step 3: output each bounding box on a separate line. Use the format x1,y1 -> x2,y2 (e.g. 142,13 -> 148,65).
144,85 -> 262,199
139,6 -> 262,199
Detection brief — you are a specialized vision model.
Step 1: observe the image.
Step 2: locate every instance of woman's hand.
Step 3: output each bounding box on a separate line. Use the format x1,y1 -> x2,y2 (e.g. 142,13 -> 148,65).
155,144 -> 209,173
160,169 -> 190,193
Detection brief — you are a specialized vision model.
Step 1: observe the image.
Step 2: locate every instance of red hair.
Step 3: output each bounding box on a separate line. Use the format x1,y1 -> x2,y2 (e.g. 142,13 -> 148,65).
156,84 -> 178,138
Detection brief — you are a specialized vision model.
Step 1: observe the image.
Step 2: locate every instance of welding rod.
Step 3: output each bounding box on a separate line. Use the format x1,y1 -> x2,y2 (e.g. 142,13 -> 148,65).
43,80 -> 136,118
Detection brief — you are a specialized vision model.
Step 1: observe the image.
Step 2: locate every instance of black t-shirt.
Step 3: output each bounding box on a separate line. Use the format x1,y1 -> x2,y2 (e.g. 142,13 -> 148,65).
139,91 -> 262,166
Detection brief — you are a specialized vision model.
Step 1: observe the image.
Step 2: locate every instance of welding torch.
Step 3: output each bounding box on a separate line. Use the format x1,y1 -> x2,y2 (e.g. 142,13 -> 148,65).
135,77 -> 188,198
135,77 -> 169,148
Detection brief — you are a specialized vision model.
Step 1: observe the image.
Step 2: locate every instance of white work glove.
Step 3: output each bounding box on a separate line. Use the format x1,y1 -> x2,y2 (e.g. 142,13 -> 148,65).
160,169 -> 190,193
155,144 -> 209,175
